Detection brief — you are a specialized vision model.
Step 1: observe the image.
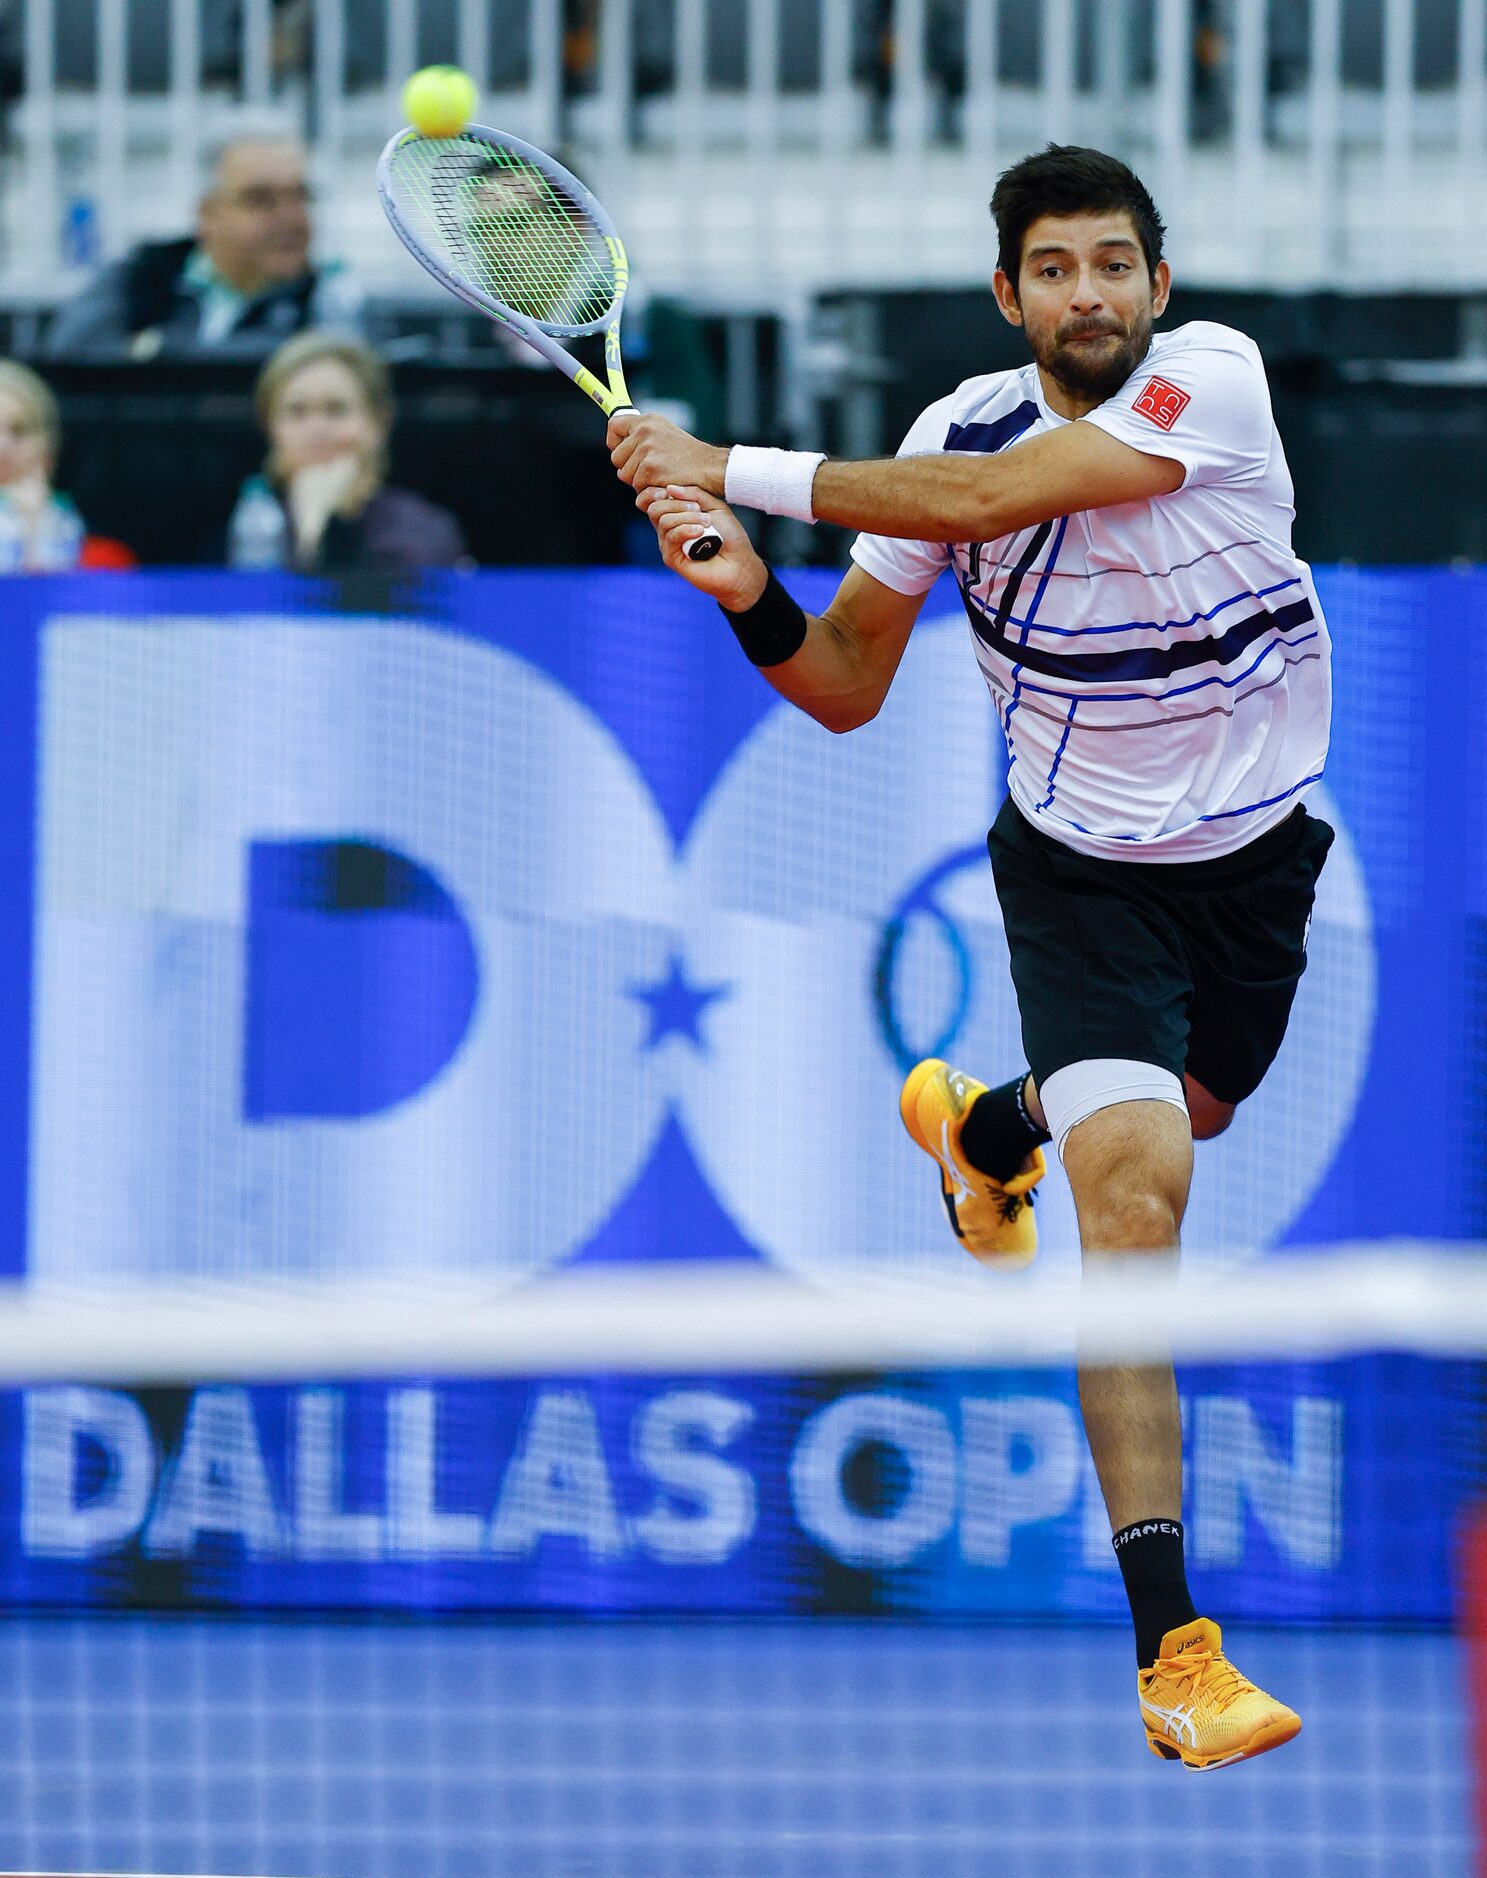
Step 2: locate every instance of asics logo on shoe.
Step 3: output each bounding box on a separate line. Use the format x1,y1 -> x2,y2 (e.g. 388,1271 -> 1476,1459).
1139,1694 -> 1198,1747
937,1121 -> 971,1202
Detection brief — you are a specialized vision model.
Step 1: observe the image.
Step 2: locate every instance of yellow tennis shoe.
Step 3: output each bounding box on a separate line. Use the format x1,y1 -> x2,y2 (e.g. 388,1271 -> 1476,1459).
1139,1619 -> 1302,1769
898,1058 -> 1044,1266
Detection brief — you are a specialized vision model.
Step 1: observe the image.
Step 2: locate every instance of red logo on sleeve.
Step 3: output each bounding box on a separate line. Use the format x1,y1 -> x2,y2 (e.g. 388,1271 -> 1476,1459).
1133,376 -> 1190,431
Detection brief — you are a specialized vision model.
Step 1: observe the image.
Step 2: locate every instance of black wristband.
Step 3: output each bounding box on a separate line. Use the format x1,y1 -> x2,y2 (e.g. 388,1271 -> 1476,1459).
719,566 -> 808,668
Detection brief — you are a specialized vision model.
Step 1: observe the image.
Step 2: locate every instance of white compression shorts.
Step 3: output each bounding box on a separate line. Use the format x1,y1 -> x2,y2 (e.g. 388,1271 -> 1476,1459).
1038,1058 -> 1188,1163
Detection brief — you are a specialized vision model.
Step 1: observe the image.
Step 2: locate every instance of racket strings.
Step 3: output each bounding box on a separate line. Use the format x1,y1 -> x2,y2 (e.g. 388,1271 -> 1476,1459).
389,135 -> 619,331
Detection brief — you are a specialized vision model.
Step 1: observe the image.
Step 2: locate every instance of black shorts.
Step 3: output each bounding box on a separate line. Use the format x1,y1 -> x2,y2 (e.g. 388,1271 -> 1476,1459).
987,797 -> 1335,1106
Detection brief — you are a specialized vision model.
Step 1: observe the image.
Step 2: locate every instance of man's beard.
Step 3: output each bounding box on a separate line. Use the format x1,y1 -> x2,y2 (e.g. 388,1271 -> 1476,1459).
1032,307 -> 1153,402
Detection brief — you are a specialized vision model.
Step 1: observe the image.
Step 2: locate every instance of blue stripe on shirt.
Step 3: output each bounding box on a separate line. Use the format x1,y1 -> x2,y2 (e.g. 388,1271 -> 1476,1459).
999,632 -> 1322,710
1036,697 -> 1079,811
943,401 -> 1040,454
1197,773 -> 1325,822
990,576 -> 1304,641
964,586 -> 1315,684
1044,764 -> 1322,842
1004,515 -> 1068,775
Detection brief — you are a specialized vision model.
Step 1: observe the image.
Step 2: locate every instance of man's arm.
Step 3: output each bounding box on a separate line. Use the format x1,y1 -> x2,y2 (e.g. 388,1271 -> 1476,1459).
809,421 -> 1183,536
609,411 -> 1183,541
645,485 -> 926,734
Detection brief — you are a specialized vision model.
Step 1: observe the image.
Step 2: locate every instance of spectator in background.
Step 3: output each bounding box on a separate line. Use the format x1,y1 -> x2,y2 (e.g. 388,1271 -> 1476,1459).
1191,0 -> 1232,142
0,360 -> 136,570
46,128 -> 363,358
226,332 -> 467,572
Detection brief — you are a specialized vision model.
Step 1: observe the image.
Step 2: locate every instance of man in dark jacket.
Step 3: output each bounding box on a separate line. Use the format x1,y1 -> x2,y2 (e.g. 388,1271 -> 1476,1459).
47,132 -> 364,357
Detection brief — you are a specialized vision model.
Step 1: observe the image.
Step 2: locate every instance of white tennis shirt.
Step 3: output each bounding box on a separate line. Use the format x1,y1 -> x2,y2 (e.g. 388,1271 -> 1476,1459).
850,321 -> 1332,862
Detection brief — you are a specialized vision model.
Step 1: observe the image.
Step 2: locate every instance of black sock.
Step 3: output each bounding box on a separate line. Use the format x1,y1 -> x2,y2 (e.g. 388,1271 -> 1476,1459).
1113,1518 -> 1200,1668
959,1073 -> 1051,1182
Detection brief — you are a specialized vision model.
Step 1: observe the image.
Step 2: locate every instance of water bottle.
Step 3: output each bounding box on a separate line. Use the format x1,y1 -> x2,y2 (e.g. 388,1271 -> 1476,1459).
228,477 -> 288,570
30,495 -> 85,571
61,196 -> 100,271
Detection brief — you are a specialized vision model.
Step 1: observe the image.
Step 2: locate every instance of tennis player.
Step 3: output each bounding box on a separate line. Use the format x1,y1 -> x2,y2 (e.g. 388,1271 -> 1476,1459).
611,145 -> 1329,1769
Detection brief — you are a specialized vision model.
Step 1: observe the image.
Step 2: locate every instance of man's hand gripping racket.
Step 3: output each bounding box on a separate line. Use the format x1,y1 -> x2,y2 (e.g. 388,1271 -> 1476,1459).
377,123 -> 722,562
641,484 -> 767,607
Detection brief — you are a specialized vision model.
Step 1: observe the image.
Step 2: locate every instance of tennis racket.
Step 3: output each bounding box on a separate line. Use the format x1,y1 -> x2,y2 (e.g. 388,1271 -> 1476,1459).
378,123 -> 722,562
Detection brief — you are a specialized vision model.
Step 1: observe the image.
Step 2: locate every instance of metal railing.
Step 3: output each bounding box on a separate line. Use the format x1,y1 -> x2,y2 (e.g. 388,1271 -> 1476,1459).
4,0 -> 1486,298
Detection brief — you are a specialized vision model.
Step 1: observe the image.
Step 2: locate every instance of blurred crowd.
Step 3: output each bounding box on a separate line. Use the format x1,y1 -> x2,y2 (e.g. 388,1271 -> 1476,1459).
5,127 -> 469,575
0,1 -> 1321,576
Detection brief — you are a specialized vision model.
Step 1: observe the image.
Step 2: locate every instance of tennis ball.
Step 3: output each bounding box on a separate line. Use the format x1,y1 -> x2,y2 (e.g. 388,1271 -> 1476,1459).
402,65 -> 478,140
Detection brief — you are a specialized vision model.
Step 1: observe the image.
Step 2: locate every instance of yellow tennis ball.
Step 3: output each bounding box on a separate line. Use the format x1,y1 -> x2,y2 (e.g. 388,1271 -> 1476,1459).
402,65 -> 478,140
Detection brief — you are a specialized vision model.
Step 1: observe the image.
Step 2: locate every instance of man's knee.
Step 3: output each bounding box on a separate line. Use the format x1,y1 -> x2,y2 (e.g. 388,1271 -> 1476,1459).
1071,1133 -> 1186,1247
1184,1073 -> 1236,1142
1080,1185 -> 1181,1252
1059,1090 -> 1193,1251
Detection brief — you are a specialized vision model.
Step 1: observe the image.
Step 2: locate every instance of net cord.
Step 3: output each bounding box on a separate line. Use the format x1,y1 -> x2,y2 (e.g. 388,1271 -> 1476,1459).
0,1244 -> 1481,1384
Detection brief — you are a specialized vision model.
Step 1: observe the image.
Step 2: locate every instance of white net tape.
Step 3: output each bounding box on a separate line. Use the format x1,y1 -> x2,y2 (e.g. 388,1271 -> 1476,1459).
0,1241 -> 1481,1382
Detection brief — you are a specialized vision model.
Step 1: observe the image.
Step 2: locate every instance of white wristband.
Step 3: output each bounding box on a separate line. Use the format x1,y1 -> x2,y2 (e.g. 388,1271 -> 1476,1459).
723,446 -> 826,524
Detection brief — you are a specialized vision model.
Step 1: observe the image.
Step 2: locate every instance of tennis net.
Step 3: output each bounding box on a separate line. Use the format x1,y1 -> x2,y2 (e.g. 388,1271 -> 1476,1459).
0,1246 -> 1477,1877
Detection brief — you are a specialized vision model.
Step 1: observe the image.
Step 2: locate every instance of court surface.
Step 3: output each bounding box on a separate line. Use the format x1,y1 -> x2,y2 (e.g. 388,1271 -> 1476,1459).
0,1617 -> 1466,1877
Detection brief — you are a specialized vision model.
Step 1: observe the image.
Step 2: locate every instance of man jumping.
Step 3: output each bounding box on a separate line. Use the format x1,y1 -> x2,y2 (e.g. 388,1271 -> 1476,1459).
610,144 -> 1329,1769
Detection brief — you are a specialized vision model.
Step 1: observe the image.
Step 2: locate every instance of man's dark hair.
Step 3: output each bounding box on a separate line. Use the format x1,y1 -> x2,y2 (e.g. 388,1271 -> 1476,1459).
990,145 -> 1165,292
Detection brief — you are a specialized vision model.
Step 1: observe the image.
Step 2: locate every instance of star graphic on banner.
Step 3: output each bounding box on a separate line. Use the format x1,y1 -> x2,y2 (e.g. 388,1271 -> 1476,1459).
628,955 -> 732,1052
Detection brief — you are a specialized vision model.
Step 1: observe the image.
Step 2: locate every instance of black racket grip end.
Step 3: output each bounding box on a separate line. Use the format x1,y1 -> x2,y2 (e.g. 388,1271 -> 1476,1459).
685,528 -> 724,563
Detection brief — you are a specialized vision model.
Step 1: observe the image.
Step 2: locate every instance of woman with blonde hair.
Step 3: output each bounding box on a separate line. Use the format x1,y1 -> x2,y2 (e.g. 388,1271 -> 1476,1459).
228,331 -> 466,570
0,359 -> 135,570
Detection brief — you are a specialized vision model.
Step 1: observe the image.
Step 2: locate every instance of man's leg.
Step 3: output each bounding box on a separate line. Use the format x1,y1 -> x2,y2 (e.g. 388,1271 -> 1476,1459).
1027,1073 -> 1200,1663
1058,1096 -> 1192,1536
1025,1075 -> 1301,1766
1020,1076 -> 1233,1535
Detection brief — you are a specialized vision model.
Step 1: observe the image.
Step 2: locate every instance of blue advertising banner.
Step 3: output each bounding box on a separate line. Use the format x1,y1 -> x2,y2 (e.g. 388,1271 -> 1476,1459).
3,1358 -> 1468,1622
0,567 -> 1479,1621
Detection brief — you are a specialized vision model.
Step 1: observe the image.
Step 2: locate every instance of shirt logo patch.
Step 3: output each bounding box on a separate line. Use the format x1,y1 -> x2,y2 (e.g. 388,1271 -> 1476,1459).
1133,376 -> 1190,431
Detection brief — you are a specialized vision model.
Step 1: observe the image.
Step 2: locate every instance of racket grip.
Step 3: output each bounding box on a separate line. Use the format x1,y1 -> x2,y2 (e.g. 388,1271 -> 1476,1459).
685,527 -> 724,563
